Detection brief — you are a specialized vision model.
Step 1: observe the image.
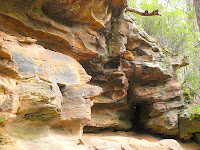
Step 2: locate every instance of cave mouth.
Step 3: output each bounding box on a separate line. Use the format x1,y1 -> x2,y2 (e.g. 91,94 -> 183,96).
131,104 -> 143,133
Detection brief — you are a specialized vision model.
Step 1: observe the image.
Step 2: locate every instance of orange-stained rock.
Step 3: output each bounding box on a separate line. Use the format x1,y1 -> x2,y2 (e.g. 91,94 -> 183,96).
0,32 -> 91,84
123,50 -> 134,61
80,14 -> 188,134
0,0 -> 126,61
148,100 -> 183,117
84,104 -> 133,131
141,109 -> 179,135
0,0 -> 195,147
82,133 -> 184,150
61,84 -> 102,121
0,32 -> 102,140
132,79 -> 182,102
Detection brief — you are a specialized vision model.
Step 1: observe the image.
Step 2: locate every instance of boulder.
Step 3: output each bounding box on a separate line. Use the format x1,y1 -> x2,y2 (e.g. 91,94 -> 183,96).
85,104 -> 133,132
141,109 -> 179,135
179,107 -> 200,140
131,79 -> 182,102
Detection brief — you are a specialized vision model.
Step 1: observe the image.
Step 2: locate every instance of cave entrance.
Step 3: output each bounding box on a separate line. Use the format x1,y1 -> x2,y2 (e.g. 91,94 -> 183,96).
131,104 -> 143,132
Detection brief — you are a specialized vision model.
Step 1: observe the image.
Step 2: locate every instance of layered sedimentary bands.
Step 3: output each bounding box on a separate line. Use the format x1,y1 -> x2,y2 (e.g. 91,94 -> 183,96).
0,0 -> 199,149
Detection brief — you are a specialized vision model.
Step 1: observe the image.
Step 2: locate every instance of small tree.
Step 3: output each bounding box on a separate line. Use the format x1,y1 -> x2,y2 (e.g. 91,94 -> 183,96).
194,0 -> 200,32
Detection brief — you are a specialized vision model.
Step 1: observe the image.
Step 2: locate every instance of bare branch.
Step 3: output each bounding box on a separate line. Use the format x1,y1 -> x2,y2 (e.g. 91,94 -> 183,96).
124,7 -> 161,16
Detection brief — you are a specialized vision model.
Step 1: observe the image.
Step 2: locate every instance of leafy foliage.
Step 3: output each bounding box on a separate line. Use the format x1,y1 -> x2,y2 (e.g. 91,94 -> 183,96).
190,105 -> 200,120
192,105 -> 200,112
127,0 -> 200,103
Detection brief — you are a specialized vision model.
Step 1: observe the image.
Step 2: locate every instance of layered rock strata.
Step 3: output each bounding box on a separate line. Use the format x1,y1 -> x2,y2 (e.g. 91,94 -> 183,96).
83,14 -> 189,137
0,0 -> 199,149
0,32 -> 102,142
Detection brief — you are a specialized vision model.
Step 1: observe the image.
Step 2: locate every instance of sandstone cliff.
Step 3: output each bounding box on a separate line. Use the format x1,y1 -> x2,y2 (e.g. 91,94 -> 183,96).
0,0 -> 199,149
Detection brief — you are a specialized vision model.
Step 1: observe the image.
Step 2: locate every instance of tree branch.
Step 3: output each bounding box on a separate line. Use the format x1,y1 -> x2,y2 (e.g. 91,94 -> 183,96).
124,7 -> 161,16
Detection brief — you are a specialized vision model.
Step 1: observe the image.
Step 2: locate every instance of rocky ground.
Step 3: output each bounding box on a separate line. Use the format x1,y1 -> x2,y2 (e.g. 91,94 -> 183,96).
1,131 -> 199,150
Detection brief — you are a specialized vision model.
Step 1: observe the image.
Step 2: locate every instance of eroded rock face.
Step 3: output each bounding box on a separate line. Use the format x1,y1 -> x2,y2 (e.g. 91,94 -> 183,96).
116,15 -> 187,136
82,14 -> 188,135
178,107 -> 200,140
0,0 -> 198,148
0,0 -> 127,60
0,32 -> 102,141
179,116 -> 200,140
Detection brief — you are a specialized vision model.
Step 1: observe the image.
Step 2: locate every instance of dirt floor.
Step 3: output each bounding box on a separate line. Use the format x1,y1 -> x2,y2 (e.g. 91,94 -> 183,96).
1,131 -> 199,150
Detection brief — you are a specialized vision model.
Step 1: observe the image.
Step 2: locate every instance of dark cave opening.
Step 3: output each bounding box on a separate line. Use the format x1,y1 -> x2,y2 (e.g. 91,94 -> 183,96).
131,104 -> 143,132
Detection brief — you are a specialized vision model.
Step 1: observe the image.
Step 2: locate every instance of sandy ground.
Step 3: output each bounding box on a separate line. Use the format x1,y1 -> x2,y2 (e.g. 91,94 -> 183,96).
1,131 -> 199,150
83,131 -> 200,150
